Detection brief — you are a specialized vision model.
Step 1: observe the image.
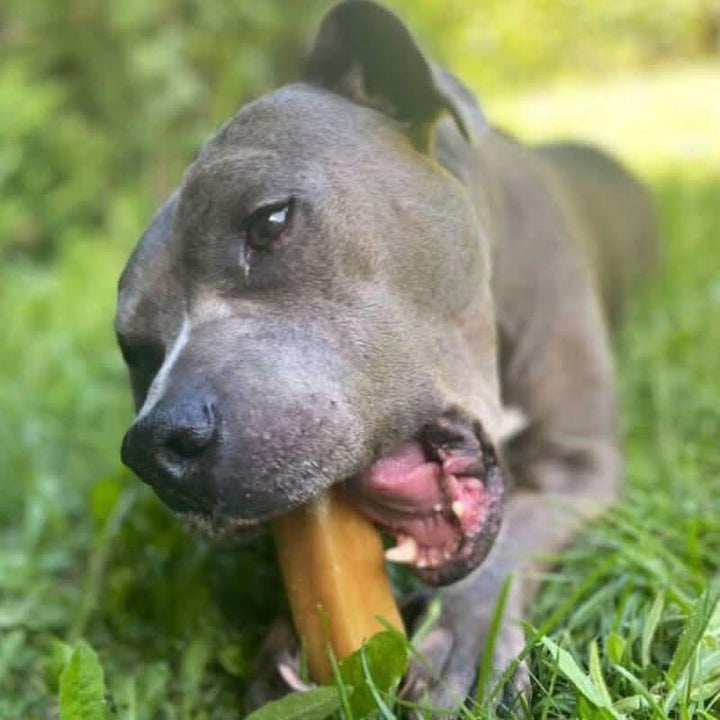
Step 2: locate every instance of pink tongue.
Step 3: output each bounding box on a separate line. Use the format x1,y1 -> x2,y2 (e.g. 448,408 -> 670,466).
348,439 -> 492,560
358,441 -> 444,513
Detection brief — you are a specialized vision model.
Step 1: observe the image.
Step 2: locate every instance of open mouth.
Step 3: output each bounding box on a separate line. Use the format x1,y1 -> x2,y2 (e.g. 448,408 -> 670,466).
176,413 -> 505,587
343,416 -> 505,586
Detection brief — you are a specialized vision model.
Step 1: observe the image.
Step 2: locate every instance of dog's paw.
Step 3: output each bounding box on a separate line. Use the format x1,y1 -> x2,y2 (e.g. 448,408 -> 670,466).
402,628 -> 530,718
243,619 -> 310,713
245,599 -> 530,718
496,655 -> 531,718
400,582 -> 530,718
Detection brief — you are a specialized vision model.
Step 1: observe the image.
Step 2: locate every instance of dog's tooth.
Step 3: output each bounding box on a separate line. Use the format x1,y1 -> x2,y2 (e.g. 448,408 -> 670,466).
451,500 -> 466,519
433,503 -> 443,514
384,536 -> 418,564
416,547 -> 431,569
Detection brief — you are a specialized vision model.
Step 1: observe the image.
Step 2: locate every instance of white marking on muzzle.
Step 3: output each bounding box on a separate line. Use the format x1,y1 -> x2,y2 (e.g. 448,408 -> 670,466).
136,314 -> 191,421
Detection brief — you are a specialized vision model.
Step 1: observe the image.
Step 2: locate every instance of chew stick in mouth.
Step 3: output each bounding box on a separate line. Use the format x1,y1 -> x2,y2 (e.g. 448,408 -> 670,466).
272,486 -> 406,683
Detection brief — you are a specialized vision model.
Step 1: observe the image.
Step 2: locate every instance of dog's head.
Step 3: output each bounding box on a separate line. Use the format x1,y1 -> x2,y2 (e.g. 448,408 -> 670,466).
117,1 -> 503,584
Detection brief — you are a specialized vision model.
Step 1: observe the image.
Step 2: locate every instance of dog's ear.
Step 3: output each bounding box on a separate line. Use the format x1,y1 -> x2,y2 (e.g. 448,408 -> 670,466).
305,0 -> 482,150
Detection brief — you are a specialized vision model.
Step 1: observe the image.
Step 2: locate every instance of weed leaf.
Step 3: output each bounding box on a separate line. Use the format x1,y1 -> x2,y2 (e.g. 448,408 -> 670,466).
245,687 -> 346,720
59,641 -> 111,720
339,630 -> 407,717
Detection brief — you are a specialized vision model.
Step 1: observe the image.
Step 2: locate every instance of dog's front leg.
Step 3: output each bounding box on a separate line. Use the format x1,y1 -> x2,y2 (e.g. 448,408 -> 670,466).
406,289 -> 623,716
404,446 -> 620,717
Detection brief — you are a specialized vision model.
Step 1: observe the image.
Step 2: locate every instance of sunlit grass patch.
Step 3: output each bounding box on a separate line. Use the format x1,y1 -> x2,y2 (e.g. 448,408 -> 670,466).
490,60 -> 720,177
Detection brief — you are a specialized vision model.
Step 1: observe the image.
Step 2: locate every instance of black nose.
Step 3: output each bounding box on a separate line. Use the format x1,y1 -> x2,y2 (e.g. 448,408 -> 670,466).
121,386 -> 218,512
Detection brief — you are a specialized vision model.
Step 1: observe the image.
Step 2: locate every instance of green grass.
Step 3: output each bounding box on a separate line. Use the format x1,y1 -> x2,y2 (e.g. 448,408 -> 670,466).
1,62 -> 718,719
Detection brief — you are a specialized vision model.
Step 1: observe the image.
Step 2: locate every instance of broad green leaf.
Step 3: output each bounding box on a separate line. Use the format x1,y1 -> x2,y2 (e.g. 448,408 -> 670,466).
668,580 -> 720,684
541,637 -> 621,719
641,592 -> 665,668
246,687 -> 346,720
59,641 -> 111,720
339,630 -> 407,717
606,633 -> 627,665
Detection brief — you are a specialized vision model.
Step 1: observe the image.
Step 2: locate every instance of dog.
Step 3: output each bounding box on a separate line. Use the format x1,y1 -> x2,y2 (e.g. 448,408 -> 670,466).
116,1 -> 657,713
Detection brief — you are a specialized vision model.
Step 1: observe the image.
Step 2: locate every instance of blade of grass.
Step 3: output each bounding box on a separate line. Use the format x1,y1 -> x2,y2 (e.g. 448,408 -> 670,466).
641,591 -> 665,668
540,636 -> 621,719
588,640 -> 613,707
408,597 -> 442,646
359,646 -> 395,720
474,574 -> 513,706
613,665 -> 666,718
327,643 -> 353,720
667,580 -> 720,684
69,488 -> 138,641
488,553 -> 619,705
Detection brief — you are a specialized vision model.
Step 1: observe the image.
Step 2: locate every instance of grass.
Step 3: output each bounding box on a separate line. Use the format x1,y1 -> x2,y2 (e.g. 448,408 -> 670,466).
1,61 -> 719,718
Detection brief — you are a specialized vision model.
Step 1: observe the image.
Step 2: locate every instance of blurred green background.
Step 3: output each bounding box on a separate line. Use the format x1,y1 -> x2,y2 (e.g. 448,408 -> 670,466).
1,1 -> 719,718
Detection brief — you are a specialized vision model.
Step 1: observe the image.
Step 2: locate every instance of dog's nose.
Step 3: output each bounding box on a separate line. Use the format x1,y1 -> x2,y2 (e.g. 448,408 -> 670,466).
121,387 -> 218,511
162,412 -> 216,458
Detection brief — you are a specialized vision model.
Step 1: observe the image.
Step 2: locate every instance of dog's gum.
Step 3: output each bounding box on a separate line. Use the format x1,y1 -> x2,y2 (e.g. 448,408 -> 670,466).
272,487 -> 405,683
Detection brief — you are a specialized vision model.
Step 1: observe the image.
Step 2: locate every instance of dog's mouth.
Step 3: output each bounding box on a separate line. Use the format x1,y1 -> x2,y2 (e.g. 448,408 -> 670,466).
180,415 -> 505,587
343,423 -> 504,586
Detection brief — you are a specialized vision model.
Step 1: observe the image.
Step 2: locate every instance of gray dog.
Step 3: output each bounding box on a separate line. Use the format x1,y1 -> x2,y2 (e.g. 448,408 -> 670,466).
116,1 -> 657,714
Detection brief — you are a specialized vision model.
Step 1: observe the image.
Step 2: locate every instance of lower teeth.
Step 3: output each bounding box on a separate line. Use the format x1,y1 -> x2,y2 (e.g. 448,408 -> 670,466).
384,535 -> 418,564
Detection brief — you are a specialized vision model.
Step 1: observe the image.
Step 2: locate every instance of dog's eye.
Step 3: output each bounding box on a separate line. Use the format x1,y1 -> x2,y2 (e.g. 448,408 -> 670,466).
245,201 -> 293,251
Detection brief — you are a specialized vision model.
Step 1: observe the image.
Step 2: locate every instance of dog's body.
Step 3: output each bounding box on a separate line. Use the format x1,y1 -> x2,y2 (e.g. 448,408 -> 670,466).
116,1 -> 656,713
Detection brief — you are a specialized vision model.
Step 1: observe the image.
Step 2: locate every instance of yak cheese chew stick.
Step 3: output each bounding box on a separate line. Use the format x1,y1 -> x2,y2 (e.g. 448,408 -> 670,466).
272,486 -> 405,683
